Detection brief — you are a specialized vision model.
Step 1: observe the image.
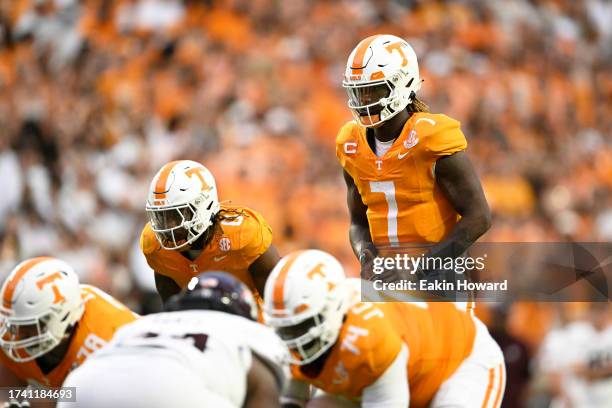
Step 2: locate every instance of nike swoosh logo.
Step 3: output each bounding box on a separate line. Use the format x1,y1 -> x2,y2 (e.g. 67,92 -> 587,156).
398,151 -> 410,159
213,255 -> 227,262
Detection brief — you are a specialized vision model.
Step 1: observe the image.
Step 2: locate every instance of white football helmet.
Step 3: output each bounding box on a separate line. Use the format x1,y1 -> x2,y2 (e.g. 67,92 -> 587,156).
263,250 -> 348,365
0,257 -> 84,362
146,160 -> 220,250
342,34 -> 421,127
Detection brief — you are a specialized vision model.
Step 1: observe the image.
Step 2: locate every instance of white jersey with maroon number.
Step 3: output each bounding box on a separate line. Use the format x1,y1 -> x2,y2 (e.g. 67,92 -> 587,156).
60,310 -> 286,408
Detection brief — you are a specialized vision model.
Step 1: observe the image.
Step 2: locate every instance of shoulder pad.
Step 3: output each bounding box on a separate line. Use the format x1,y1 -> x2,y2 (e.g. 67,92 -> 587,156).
140,223 -> 161,255
339,302 -> 403,377
336,120 -> 360,146
412,113 -> 466,157
219,205 -> 271,253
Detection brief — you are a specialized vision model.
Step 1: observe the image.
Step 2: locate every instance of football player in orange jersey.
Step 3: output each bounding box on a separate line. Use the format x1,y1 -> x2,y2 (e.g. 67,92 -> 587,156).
264,250 -> 505,408
141,160 -> 280,304
0,257 -> 137,388
337,34 -> 491,281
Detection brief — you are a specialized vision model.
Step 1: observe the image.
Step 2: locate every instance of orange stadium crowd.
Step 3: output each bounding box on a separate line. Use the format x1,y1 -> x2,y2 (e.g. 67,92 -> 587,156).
0,0 -> 610,406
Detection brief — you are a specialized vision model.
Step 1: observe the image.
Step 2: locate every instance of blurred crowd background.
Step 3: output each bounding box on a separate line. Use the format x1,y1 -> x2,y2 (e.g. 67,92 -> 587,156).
0,0 -> 610,406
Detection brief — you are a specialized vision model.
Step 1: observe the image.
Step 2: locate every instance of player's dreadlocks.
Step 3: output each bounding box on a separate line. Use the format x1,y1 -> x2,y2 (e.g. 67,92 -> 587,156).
408,95 -> 430,113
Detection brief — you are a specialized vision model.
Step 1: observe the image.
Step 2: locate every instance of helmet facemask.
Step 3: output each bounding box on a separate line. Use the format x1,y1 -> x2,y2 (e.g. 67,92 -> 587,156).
0,306 -> 81,362
146,194 -> 218,250
343,70 -> 418,128
270,285 -> 348,366
276,314 -> 328,365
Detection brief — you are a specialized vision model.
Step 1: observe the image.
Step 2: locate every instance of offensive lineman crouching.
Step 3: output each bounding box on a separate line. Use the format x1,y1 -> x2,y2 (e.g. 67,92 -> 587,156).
0,257 -> 137,389
264,250 -> 505,408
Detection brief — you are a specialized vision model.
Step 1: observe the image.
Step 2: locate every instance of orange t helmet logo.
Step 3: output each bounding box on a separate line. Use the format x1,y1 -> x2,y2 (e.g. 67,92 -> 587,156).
36,272 -> 66,304
185,167 -> 211,191
385,41 -> 409,67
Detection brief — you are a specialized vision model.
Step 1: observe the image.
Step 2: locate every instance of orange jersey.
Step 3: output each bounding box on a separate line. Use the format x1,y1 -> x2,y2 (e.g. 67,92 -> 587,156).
291,287 -> 476,407
336,113 -> 467,246
141,204 -> 273,296
0,285 -> 137,387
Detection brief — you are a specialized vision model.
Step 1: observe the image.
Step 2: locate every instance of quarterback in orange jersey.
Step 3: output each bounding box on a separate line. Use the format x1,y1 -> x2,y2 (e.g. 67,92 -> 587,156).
337,34 -> 491,278
0,257 -> 137,387
264,250 -> 505,408
141,160 -> 280,303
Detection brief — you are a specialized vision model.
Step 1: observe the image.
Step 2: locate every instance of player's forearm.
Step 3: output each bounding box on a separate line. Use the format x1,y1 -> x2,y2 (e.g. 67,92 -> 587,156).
249,244 -> 281,295
349,223 -> 377,260
422,212 -> 490,264
246,357 -> 283,408
429,151 -> 491,265
154,273 -> 182,304
344,169 -> 376,262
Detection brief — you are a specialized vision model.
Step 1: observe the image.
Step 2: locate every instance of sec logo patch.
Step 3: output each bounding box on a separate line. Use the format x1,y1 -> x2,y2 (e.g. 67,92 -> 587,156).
219,237 -> 231,252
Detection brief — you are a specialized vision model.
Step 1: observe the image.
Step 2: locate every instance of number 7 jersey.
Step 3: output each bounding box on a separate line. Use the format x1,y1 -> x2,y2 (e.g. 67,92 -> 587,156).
336,112 -> 467,246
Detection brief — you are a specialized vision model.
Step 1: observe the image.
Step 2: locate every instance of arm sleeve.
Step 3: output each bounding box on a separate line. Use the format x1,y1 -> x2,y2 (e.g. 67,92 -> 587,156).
361,343 -> 410,408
